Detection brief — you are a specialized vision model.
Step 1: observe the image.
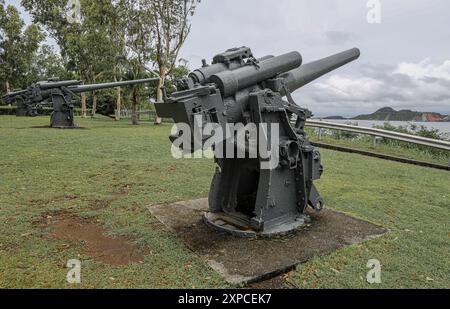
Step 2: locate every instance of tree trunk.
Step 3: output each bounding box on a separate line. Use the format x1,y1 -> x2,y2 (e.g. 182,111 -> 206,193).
91,91 -> 97,118
115,86 -> 121,121
131,87 -> 139,125
81,93 -> 87,118
154,66 -> 165,125
5,81 -> 11,93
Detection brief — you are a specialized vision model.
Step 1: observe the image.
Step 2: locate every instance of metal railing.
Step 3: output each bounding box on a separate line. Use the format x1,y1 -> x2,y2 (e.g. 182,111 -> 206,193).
305,120 -> 450,152
115,109 -> 155,120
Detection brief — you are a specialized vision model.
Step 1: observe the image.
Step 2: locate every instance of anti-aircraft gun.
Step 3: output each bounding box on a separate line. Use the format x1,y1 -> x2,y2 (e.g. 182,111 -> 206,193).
1,89 -> 38,117
1,78 -> 160,128
155,46 -> 360,237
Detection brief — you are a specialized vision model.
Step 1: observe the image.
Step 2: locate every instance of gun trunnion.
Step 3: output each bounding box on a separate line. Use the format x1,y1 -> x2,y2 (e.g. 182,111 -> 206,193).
156,46 -> 360,237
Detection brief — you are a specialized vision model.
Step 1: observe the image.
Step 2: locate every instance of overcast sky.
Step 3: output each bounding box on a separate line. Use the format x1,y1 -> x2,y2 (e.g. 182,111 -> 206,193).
6,0 -> 450,117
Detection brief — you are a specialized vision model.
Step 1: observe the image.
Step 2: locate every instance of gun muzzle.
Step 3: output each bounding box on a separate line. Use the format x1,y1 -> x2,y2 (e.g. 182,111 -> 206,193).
2,89 -> 28,104
282,48 -> 360,93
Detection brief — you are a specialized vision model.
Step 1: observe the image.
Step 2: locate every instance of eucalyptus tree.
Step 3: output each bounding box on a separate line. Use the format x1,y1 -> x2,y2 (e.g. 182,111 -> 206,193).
150,0 -> 201,124
29,44 -> 71,82
118,0 -> 156,125
0,1 -> 44,96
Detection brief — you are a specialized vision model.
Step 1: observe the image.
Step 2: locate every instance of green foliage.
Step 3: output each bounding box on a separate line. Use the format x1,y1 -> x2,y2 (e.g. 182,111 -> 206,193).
0,106 -> 89,116
0,105 -> 17,115
148,0 -> 201,101
0,2 -> 45,95
373,123 -> 443,141
329,121 -> 360,140
30,45 -> 74,81
372,123 -> 447,157
22,0 -> 127,113
86,89 -> 117,116
374,122 -> 409,134
414,125 -> 442,140
20,0 -> 199,121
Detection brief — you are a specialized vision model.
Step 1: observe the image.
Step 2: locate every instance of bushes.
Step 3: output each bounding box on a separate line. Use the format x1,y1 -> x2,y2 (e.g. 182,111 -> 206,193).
371,122 -> 448,159
0,106 -> 17,115
0,106 -> 54,116
0,106 -> 90,116
374,122 -> 442,140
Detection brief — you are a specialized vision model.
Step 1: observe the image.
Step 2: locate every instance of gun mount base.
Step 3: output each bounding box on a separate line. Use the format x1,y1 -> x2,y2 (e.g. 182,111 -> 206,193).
49,91 -> 76,128
50,111 -> 75,128
16,105 -> 38,117
203,212 -> 311,238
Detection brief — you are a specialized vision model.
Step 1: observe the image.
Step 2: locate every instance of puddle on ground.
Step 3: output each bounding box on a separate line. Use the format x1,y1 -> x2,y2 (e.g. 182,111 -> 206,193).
40,213 -> 146,266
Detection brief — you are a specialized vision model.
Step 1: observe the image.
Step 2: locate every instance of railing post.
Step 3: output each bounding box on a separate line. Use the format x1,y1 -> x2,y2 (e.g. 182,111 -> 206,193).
373,136 -> 382,148
317,128 -> 322,140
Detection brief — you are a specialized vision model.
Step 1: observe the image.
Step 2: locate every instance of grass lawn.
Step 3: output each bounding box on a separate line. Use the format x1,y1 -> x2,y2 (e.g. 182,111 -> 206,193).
0,116 -> 448,289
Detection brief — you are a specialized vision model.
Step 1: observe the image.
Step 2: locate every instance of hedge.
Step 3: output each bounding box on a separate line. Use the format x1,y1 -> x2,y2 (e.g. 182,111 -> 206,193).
0,106 -> 90,116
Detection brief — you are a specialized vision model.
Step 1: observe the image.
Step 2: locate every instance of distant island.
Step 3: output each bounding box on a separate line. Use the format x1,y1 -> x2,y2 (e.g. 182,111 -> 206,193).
323,107 -> 450,122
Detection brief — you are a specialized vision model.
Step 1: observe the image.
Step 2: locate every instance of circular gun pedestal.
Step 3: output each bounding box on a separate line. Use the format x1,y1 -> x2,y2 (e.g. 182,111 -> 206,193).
203,212 -> 311,238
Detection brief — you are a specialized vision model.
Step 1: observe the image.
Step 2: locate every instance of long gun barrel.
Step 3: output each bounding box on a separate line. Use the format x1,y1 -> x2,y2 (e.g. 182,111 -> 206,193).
69,78 -> 160,94
4,89 -> 28,97
2,89 -> 28,103
282,48 -> 360,93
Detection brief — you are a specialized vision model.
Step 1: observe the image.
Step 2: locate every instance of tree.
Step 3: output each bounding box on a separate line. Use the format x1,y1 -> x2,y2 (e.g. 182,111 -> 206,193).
22,0 -> 123,118
119,0 -> 156,125
150,0 -> 200,124
0,2 -> 44,96
28,45 -> 71,83
21,0 -> 200,123
63,0 -> 123,118
117,0 -> 200,125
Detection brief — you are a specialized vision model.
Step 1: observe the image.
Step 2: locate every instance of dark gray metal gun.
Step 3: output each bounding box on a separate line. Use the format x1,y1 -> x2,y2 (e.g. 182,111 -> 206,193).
155,47 -> 360,237
2,89 -> 38,117
2,78 -> 159,128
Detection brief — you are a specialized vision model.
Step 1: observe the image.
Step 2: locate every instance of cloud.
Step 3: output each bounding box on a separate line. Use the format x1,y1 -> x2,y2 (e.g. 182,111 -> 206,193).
395,59 -> 450,81
324,31 -> 356,45
294,59 -> 450,117
174,0 -> 450,117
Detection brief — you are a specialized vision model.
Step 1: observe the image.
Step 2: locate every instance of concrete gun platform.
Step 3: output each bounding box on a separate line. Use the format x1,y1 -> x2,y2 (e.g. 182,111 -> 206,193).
149,198 -> 388,285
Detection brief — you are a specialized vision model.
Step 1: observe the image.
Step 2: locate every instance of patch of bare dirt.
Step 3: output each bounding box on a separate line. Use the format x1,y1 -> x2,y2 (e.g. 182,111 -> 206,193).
41,212 -> 146,266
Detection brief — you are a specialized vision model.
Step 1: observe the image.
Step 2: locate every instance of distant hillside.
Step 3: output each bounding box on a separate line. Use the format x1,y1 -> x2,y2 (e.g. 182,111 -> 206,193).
352,107 -> 449,122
